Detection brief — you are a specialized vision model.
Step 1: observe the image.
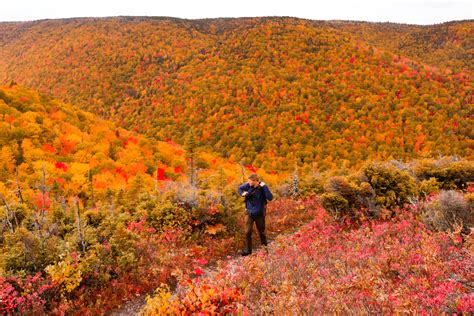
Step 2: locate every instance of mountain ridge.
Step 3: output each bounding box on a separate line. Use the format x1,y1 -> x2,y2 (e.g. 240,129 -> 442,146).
1,17 -> 472,172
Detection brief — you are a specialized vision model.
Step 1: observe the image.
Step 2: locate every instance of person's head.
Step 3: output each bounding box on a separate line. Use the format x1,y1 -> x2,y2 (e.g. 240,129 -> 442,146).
247,173 -> 260,187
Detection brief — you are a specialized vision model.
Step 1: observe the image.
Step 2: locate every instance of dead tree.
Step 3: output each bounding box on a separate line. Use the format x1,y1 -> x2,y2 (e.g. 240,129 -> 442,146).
15,167 -> 23,204
0,193 -> 14,233
185,129 -> 197,188
39,165 -> 47,230
88,169 -> 96,208
291,163 -> 300,198
239,160 -> 246,183
73,198 -> 86,253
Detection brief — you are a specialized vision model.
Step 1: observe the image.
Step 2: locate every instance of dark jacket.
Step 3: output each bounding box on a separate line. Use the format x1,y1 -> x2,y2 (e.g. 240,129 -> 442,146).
238,182 -> 273,218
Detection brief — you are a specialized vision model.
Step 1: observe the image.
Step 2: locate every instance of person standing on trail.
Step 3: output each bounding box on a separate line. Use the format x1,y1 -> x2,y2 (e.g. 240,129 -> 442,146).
237,173 -> 273,256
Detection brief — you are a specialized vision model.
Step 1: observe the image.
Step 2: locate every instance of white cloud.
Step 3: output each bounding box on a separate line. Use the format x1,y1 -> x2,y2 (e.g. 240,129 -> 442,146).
1,0 -> 472,24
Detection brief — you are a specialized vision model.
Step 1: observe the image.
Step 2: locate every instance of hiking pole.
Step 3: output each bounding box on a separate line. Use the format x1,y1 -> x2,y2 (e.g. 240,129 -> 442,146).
239,160 -> 246,183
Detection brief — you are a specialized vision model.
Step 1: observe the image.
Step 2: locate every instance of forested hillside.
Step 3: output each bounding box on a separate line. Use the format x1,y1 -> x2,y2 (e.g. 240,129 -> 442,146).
1,17 -> 472,172
0,16 -> 472,315
0,82 -> 269,206
327,20 -> 473,72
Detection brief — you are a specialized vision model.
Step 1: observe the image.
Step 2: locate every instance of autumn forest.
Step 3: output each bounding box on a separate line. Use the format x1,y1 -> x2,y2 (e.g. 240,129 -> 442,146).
0,17 -> 472,314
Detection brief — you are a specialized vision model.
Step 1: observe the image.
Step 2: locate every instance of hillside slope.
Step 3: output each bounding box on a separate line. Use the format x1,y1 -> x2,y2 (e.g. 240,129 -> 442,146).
327,20 -> 474,73
0,82 -> 277,209
0,17 -> 472,172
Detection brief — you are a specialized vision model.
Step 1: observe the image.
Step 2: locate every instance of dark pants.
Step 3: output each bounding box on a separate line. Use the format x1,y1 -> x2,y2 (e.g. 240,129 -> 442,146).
245,211 -> 267,252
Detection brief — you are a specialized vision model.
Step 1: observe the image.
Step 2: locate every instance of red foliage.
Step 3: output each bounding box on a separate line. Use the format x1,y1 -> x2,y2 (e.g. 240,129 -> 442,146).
0,272 -> 61,314
59,138 -> 77,156
34,192 -> 51,213
193,258 -> 209,266
54,162 -> 69,171
127,219 -> 156,234
126,136 -> 137,144
245,164 -> 258,173
115,166 -> 129,182
467,183 -> 474,193
193,206 -> 473,314
193,267 -> 204,277
206,205 -> 220,216
165,139 -> 179,147
157,167 -> 166,180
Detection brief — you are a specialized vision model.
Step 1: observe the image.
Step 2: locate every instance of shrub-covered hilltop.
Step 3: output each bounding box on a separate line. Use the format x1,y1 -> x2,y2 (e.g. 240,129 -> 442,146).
0,17 -> 472,171
143,158 -> 474,315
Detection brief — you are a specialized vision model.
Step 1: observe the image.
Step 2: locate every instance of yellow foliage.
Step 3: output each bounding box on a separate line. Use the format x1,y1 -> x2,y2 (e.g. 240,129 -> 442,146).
205,223 -> 226,235
0,146 -> 15,173
21,138 -> 43,162
31,160 -> 55,177
141,283 -> 175,315
45,255 -> 83,293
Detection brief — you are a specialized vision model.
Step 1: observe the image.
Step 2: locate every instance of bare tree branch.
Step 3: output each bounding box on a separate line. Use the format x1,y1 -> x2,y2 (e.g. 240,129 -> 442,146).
15,166 -> 23,204
73,198 -> 86,253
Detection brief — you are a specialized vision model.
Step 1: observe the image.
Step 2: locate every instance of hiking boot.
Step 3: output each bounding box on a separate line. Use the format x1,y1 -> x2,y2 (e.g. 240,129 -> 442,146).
240,249 -> 252,256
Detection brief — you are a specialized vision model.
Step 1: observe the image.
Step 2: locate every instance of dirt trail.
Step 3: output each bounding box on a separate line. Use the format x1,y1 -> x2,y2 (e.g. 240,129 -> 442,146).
107,221 -> 307,315
108,197 -> 320,315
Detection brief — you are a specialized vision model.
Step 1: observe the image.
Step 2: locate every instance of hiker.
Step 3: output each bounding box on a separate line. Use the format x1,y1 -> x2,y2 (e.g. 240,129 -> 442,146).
237,173 -> 273,256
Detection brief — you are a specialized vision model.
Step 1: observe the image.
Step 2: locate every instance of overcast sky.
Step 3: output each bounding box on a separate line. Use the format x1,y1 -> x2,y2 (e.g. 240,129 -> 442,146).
1,0 -> 472,25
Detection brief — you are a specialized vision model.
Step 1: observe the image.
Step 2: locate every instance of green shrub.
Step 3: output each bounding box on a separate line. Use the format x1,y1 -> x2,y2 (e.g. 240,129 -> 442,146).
324,176 -> 357,207
418,177 -> 440,198
414,158 -> 474,191
362,161 -> 417,210
320,192 -> 349,219
0,227 -> 62,274
147,200 -> 192,233
299,172 -> 325,196
84,209 -> 108,227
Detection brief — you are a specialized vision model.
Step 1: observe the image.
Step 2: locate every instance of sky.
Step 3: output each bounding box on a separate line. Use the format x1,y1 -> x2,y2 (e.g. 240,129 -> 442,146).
1,0 -> 472,25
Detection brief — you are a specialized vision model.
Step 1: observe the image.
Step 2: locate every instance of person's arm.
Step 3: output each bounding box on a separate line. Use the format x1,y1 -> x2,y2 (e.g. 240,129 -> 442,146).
238,183 -> 250,197
260,183 -> 273,201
